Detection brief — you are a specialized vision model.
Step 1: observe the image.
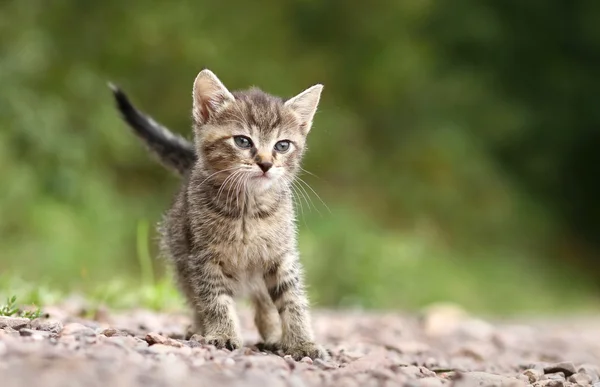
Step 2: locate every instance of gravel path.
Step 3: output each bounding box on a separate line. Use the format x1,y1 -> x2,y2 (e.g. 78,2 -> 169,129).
0,302 -> 599,386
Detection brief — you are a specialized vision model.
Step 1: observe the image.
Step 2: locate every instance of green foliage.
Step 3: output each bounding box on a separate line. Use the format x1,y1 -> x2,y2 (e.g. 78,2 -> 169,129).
0,295 -> 42,319
0,296 -> 18,317
0,0 -> 598,313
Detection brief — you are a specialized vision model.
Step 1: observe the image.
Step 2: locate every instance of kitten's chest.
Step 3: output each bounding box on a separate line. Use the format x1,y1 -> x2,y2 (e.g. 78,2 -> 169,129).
212,216 -> 289,266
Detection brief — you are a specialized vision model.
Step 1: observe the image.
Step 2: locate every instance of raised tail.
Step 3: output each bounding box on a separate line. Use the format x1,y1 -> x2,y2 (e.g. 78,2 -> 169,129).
109,83 -> 197,176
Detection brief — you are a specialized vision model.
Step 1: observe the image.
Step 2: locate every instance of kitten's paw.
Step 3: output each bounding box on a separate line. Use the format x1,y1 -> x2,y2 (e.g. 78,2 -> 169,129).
205,335 -> 242,350
282,341 -> 329,361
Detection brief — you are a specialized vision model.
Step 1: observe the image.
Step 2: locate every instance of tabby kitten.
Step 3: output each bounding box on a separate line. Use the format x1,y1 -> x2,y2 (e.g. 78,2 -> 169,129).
111,70 -> 327,360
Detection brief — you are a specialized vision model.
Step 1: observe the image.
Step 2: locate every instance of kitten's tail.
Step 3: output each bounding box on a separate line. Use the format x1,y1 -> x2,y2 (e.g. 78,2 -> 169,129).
108,83 -> 197,176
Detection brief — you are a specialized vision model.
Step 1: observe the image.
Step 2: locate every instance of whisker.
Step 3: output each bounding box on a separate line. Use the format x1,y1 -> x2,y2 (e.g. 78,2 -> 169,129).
296,176 -> 331,214
282,176 -> 305,218
292,179 -> 314,215
283,177 -> 310,229
234,172 -> 248,210
299,167 -> 322,180
197,166 -> 241,190
226,171 -> 245,210
216,170 -> 242,203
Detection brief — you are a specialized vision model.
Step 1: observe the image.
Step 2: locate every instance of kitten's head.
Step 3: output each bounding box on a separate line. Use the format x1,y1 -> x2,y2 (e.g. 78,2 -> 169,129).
191,69 -> 322,192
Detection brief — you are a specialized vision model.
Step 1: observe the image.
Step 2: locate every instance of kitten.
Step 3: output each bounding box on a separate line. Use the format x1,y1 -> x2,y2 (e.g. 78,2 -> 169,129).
110,70 -> 328,360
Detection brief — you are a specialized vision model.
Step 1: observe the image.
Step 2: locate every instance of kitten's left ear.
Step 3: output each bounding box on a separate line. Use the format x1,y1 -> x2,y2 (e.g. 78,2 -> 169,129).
285,84 -> 323,132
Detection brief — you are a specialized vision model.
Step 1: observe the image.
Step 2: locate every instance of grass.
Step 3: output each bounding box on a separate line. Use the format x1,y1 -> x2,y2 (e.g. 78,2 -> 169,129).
0,295 -> 43,319
1,205 -> 598,317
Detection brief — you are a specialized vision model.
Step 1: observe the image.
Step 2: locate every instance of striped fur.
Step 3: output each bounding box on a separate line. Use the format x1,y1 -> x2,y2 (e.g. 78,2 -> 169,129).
113,70 -> 326,360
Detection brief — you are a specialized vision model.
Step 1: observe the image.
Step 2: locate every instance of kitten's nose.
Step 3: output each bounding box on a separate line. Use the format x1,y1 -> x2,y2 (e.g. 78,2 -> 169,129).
257,161 -> 273,173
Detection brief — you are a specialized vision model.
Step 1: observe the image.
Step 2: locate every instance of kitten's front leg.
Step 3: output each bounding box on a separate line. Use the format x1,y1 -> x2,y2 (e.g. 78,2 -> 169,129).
192,260 -> 242,350
265,253 -> 328,360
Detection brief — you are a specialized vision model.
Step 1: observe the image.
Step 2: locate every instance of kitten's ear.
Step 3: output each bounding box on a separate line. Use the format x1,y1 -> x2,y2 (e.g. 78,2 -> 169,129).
284,84 -> 323,132
192,69 -> 235,124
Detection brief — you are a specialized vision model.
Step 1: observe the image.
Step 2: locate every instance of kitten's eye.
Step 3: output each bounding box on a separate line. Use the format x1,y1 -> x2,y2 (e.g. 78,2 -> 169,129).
274,140 -> 291,153
233,135 -> 253,149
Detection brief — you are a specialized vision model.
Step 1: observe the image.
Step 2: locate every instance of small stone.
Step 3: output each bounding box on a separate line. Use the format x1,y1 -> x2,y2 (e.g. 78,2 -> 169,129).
30,319 -> 63,334
145,332 -> 168,345
189,334 -> 206,345
421,303 -> 468,337
223,358 -> 235,366
369,368 -> 396,380
101,328 -> 118,337
283,355 -> 296,369
146,344 -> 178,354
396,365 -> 422,378
60,323 -> 95,337
568,372 -> 592,385
419,377 -> 444,387
315,358 -> 338,370
419,367 -> 436,377
523,368 -> 544,383
545,372 -> 565,381
0,316 -> 30,330
300,356 -> 313,364
544,362 -> 576,377
536,381 -> 564,387
101,328 -> 135,337
145,332 -> 183,347
578,364 -> 600,382
0,327 -> 21,338
20,328 -> 51,338
453,372 -> 525,387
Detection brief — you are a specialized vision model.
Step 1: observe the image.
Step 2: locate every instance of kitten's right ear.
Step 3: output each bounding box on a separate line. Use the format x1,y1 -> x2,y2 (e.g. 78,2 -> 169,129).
192,69 -> 235,124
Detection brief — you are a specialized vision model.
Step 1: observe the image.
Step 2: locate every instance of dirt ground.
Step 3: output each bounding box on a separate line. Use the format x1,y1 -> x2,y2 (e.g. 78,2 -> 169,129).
0,301 -> 599,387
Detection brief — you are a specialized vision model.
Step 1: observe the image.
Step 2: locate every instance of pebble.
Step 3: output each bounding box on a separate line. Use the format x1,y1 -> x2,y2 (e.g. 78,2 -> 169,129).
145,332 -> 183,348
60,323 -> 96,337
19,329 -> 51,339
0,308 -> 599,387
534,381 -> 564,387
419,377 -> 444,387
396,365 -> 421,377
146,344 -> 179,354
419,367 -> 436,377
145,332 -> 168,345
29,319 -> 63,334
545,372 -> 565,381
300,356 -> 313,364
189,334 -> 206,344
101,328 -> 118,337
568,372 -> 592,385
578,364 -> 600,382
283,355 -> 296,369
523,368 -> 544,383
0,316 -> 30,330
314,358 -> 338,370
543,362 -> 576,377
453,371 -> 526,387
0,327 -> 21,338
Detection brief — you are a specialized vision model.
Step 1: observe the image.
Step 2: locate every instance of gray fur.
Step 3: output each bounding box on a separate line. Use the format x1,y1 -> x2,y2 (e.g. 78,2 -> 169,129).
112,70 -> 326,360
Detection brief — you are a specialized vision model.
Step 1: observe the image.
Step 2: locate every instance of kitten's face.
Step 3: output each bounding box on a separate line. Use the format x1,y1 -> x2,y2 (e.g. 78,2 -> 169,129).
192,70 -> 322,193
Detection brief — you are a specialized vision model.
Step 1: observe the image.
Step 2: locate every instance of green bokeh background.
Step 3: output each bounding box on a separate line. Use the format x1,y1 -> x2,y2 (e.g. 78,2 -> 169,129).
1,1 -> 599,314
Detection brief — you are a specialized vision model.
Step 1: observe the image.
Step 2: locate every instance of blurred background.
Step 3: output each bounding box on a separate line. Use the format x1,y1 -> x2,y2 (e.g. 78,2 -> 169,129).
1,0 -> 599,315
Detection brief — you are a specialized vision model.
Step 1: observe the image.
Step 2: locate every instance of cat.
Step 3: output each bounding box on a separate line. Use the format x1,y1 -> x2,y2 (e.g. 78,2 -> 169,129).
110,69 -> 328,360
